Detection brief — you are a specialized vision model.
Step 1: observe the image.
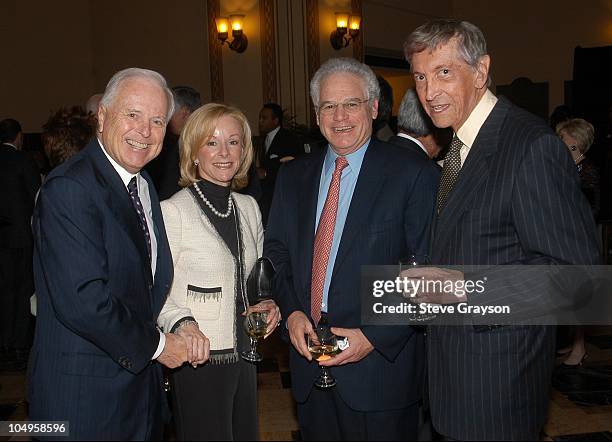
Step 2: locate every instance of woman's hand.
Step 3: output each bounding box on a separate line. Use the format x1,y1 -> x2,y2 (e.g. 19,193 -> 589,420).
175,322 -> 210,367
247,300 -> 281,338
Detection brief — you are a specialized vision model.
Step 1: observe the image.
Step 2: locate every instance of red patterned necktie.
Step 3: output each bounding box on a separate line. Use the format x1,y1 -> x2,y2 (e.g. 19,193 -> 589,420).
311,156 -> 349,324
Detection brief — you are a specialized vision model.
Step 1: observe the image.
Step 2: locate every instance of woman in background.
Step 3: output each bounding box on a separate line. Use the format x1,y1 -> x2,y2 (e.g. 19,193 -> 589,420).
556,118 -> 599,367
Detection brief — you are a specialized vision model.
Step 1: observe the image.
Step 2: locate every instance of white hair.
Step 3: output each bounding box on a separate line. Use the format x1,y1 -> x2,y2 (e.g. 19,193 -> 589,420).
100,68 -> 175,120
310,58 -> 380,110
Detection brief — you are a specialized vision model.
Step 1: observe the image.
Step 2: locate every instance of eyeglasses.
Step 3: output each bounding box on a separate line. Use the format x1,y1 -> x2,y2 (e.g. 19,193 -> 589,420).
318,98 -> 370,115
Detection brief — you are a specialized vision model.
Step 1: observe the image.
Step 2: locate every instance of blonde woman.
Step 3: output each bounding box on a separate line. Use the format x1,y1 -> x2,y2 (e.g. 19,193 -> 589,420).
557,118 -> 599,218
556,118 -> 599,368
158,103 -> 280,440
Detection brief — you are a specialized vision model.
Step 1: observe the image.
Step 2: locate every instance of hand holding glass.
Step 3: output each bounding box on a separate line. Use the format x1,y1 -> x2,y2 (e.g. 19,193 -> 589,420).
307,324 -> 340,388
399,254 -> 437,322
241,311 -> 268,362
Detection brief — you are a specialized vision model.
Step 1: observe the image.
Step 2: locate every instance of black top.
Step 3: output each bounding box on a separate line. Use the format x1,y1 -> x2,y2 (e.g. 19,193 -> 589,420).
189,179 -> 249,353
191,179 -> 238,258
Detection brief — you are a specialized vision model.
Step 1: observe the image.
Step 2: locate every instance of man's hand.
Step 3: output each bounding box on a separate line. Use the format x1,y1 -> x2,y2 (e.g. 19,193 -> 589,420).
158,333 -> 189,369
400,267 -> 466,304
279,156 -> 295,163
175,323 -> 210,367
319,328 -> 374,367
286,311 -> 316,361
247,300 -> 281,338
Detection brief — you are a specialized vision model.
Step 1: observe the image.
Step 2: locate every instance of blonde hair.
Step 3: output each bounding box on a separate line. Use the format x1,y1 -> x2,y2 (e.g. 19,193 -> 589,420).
556,118 -> 595,154
179,103 -> 254,190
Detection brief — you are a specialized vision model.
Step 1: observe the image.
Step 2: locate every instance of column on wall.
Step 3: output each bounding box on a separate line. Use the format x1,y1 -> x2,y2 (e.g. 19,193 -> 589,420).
207,0 -> 224,102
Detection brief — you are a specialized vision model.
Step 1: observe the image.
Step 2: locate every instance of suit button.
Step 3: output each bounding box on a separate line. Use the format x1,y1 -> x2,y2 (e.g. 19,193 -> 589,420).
148,283 -> 153,290
118,356 -> 132,369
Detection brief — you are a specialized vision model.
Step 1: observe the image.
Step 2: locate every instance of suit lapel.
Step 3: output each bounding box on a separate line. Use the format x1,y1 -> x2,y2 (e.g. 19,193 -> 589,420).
141,170 -> 172,311
434,99 -> 511,252
88,140 -> 153,286
297,149 -> 326,300
333,141 -> 387,273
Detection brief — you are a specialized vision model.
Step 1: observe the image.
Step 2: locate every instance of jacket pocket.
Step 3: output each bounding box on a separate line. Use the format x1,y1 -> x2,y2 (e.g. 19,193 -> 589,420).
59,352 -> 123,378
186,284 -> 223,320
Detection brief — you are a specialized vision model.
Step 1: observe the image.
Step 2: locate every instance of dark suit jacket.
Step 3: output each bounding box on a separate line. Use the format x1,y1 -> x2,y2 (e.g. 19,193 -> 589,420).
264,139 -> 440,411
28,139 -> 174,440
259,127 -> 303,225
428,98 -> 600,440
388,134 -> 429,160
0,144 -> 40,248
145,132 -> 181,201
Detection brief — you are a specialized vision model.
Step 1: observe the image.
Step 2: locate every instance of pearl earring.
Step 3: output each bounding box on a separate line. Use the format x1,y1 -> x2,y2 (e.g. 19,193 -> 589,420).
194,159 -> 199,166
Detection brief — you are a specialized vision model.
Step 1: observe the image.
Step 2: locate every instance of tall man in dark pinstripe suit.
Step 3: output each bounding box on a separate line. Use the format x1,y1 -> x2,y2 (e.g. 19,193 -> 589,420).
404,20 -> 600,440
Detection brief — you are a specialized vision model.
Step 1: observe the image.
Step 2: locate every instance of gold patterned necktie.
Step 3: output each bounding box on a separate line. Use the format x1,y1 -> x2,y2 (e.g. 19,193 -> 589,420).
436,135 -> 464,214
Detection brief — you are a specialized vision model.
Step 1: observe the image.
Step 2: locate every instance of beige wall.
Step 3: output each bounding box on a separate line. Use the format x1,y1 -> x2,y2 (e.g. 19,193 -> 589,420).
363,0 -> 452,52
91,0 -> 210,103
0,0 -> 209,132
0,0 -> 95,132
453,0 -> 612,112
2,0 -> 610,132
219,0 -> 263,130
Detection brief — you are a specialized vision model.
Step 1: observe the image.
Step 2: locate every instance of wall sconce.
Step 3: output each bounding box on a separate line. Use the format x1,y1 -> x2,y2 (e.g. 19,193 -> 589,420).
330,12 -> 361,50
215,14 -> 248,53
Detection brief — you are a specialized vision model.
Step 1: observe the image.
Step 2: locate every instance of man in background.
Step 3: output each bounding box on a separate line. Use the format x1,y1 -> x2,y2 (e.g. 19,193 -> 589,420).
147,86 -> 201,200
0,118 -> 40,369
85,93 -> 103,116
389,88 -> 447,160
257,102 -> 302,225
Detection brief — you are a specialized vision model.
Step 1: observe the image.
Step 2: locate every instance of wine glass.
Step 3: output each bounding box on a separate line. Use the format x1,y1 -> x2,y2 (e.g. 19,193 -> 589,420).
307,323 -> 340,388
399,254 -> 437,322
241,311 -> 268,362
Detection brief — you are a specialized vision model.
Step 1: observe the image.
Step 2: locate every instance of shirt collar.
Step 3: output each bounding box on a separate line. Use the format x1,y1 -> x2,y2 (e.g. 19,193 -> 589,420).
97,138 -> 138,188
397,133 -> 428,155
323,138 -> 370,176
456,89 -> 498,148
2,142 -> 18,150
265,126 -> 281,143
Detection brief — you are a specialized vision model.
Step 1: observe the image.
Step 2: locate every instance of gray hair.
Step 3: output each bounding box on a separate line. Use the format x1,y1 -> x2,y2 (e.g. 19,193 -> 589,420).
310,57 -> 380,110
172,86 -> 202,113
100,68 -> 175,121
404,19 -> 491,87
397,88 -> 434,137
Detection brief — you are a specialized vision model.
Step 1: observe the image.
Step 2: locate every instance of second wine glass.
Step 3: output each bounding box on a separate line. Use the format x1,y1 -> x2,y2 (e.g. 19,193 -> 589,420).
241,311 -> 268,362
399,254 -> 437,322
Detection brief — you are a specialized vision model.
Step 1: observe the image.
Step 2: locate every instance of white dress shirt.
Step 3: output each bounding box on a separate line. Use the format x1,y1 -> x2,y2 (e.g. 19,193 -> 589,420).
455,89 -> 498,165
396,133 -> 429,157
264,125 -> 281,153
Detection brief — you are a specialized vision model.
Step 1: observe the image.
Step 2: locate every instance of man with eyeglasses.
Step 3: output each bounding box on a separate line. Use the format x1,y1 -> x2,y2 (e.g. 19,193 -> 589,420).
264,57 -> 439,440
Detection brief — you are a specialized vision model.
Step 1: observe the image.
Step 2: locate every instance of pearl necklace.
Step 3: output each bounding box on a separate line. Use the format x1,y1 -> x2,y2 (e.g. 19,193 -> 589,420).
193,182 -> 233,218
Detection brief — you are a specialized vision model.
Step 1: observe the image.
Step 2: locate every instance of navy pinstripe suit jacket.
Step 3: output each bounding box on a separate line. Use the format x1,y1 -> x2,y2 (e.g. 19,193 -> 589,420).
428,97 -> 600,440
28,139 -> 173,440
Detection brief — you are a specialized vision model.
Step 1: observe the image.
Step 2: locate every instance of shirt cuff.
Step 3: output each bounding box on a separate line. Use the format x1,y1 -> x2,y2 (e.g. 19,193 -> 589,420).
152,330 -> 165,360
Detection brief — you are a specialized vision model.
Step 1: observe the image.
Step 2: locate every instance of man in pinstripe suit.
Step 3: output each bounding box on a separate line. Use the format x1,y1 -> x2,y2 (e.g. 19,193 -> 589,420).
404,20 -> 600,440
